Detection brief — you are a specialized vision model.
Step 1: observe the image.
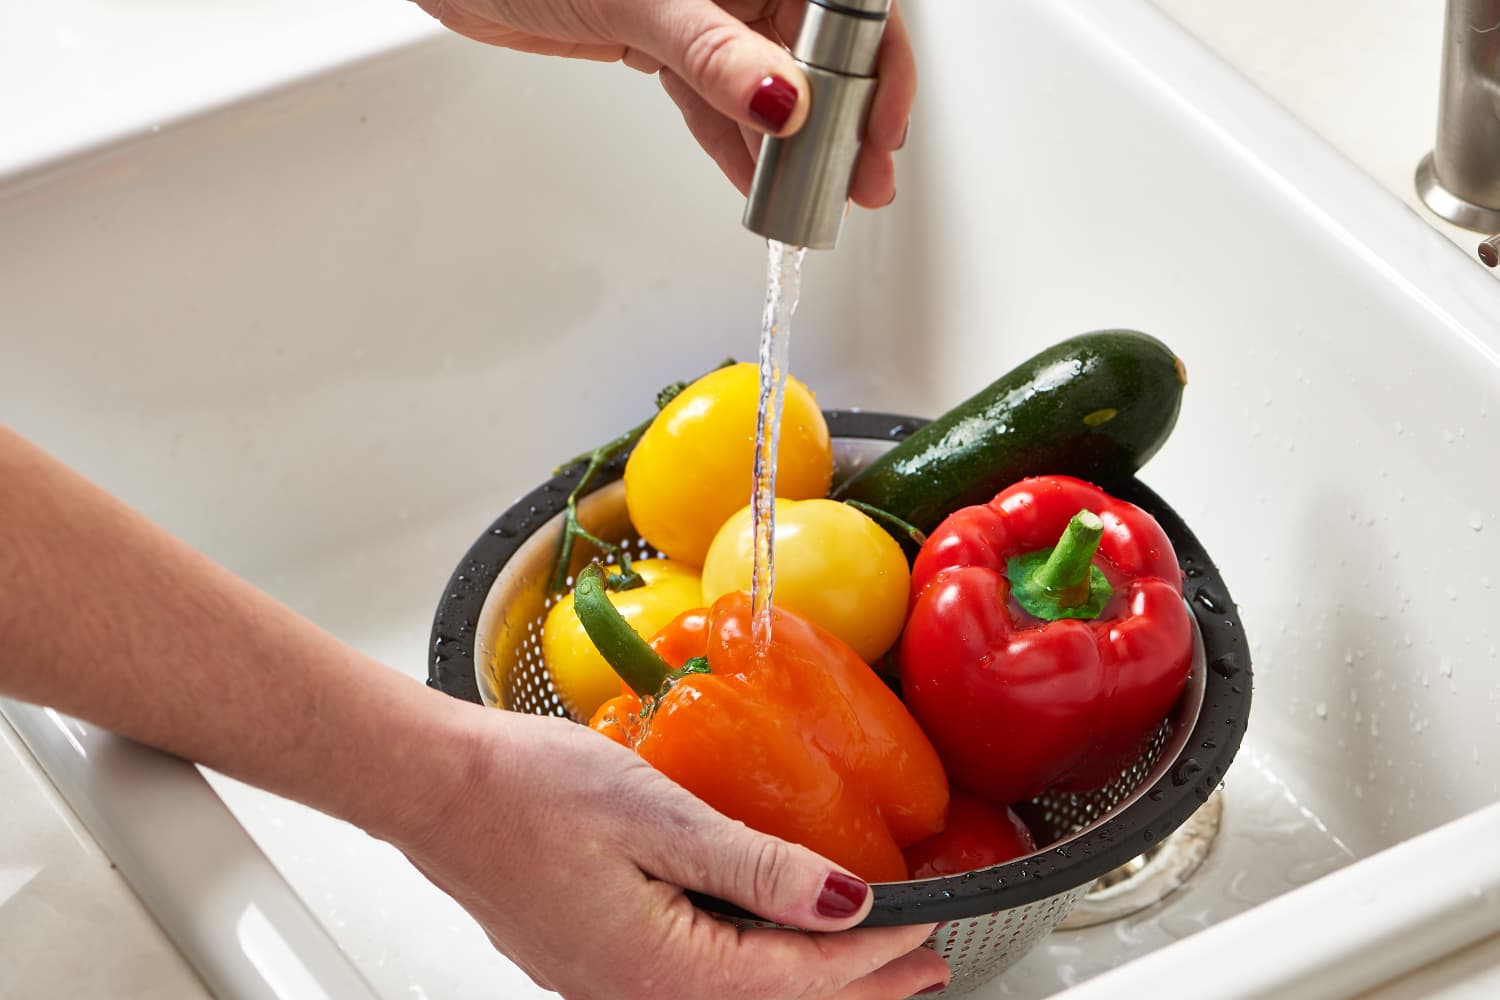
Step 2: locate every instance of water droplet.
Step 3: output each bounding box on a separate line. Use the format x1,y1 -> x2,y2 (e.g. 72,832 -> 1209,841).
1471,512 -> 1485,532
1210,653 -> 1241,678
1314,702 -> 1328,719
1170,758 -> 1204,786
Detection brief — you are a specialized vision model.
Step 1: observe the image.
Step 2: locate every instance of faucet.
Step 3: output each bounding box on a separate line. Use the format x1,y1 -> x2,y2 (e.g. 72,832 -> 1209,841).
742,0 -> 892,251
1415,0 -> 1500,266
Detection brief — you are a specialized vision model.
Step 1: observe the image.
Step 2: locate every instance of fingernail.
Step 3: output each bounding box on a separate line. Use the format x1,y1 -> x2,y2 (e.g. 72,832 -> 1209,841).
898,120 -> 911,149
749,75 -> 798,134
884,187 -> 898,207
917,984 -> 948,995
815,871 -> 869,919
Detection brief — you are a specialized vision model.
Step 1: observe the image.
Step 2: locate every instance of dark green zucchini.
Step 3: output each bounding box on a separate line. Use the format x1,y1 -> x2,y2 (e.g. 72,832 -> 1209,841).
833,330 -> 1186,533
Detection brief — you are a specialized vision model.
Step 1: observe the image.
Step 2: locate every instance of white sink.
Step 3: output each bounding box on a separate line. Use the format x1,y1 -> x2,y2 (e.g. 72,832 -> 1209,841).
5,1 -> 1500,997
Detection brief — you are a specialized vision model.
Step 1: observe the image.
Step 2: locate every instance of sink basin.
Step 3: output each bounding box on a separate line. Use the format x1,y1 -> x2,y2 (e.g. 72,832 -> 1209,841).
5,0 -> 1500,997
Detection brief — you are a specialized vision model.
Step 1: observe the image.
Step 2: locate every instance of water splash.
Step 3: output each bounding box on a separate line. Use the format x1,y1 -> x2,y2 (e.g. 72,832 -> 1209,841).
750,239 -> 807,649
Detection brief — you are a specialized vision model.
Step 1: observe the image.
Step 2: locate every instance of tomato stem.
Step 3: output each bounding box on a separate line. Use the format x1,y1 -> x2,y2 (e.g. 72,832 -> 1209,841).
843,499 -> 928,548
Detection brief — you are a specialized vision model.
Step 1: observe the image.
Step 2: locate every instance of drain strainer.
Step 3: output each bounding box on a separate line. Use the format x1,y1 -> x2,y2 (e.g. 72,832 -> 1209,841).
1056,790 -> 1224,929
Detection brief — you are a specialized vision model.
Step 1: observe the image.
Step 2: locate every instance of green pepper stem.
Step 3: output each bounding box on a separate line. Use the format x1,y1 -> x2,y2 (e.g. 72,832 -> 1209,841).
1034,510 -> 1104,607
571,563 -> 670,698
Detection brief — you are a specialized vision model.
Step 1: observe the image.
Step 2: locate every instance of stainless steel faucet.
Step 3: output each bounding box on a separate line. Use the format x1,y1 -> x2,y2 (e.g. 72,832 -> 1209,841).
1415,0 -> 1500,262
742,0 -> 892,250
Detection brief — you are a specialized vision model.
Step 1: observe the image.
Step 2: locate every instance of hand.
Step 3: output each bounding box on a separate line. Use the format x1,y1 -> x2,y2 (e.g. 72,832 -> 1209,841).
397,709 -> 951,999
411,0 -> 915,207
0,429 -> 948,999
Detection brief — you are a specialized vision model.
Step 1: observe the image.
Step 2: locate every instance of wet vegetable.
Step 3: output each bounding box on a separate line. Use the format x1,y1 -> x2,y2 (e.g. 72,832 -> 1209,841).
900,475 -> 1194,805
575,563 -> 948,883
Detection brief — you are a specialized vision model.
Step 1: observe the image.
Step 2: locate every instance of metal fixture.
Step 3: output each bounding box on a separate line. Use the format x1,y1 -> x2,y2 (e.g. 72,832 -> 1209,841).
1481,234 -> 1499,267
743,0 -> 892,250
1415,0 -> 1500,234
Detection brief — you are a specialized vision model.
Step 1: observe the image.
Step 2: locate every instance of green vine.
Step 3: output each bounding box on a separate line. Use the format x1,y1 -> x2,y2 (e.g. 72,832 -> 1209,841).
547,360 -> 734,595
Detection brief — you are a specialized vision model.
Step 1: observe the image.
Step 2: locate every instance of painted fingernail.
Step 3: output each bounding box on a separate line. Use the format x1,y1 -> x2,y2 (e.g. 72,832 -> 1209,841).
815,871 -> 869,918
917,984 -> 948,995
749,75 -> 798,134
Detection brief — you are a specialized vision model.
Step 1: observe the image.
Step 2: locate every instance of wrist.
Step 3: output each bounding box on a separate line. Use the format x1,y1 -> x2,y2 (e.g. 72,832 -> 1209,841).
331,676 -> 497,853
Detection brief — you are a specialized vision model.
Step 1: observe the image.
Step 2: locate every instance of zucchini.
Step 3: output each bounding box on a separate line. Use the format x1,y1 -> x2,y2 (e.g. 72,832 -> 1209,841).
833,330 -> 1186,533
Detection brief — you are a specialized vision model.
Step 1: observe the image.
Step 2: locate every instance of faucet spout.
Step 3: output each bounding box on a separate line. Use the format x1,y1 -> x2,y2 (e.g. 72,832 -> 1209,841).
1415,0 -> 1500,233
742,0 -> 893,250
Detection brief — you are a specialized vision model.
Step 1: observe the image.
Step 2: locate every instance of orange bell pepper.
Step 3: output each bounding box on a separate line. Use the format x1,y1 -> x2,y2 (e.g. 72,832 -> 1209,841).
574,563 -> 948,883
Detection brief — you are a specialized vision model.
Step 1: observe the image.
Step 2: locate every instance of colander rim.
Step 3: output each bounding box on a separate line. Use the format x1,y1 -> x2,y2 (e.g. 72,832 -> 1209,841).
428,409 -> 1252,926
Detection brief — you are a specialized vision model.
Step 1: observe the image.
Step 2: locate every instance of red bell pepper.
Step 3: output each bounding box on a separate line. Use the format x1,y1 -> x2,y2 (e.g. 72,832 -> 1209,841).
900,475 -> 1194,806
902,791 -> 1037,878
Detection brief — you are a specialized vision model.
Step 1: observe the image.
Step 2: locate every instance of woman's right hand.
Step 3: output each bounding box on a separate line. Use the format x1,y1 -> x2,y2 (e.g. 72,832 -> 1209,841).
395,707 -> 951,999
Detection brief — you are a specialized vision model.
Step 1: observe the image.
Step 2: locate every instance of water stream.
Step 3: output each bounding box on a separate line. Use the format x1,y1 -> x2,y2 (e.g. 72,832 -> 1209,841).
749,239 -> 807,649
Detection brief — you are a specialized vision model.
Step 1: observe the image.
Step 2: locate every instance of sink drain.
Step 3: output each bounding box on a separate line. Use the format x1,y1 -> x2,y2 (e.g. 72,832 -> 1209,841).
1056,790 -> 1224,930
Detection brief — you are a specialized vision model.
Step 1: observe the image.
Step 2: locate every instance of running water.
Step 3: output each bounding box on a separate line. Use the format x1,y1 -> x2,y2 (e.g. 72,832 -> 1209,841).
749,239 -> 807,649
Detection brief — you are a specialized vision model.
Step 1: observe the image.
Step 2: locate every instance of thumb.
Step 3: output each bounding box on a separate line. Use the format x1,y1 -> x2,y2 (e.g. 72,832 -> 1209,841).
625,1 -> 811,137
641,807 -> 875,930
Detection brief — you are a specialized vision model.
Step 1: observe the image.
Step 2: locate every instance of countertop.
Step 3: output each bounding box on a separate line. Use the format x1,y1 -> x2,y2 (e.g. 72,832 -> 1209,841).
3,1 -> 1497,997
0,716 -> 207,999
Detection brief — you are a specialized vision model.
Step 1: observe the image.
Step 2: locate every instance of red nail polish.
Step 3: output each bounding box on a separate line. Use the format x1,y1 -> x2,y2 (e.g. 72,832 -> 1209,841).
749,75 -> 798,133
917,984 -> 948,995
815,871 -> 869,918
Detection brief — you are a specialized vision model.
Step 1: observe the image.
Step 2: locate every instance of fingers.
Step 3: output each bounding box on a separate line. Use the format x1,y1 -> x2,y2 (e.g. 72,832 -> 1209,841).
849,3 -> 915,209
827,932 -> 952,1000
637,797 -> 879,930
660,68 -> 757,195
729,921 -> 947,1000
864,3 -> 917,154
620,0 -> 811,137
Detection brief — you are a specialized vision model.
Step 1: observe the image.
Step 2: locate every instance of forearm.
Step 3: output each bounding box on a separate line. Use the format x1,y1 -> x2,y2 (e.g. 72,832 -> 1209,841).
0,425 -> 477,846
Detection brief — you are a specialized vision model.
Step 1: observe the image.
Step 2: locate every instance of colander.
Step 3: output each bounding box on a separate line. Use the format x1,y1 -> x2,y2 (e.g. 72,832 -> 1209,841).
429,410 -> 1252,996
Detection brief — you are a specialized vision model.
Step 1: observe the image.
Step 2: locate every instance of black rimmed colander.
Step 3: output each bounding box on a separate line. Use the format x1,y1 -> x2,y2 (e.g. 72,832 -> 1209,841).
429,411 -> 1252,996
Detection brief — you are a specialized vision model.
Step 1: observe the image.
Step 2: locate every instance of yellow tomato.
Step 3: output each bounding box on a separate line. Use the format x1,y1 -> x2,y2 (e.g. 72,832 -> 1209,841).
700,499 -> 910,662
623,363 -> 832,567
541,558 -> 702,719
